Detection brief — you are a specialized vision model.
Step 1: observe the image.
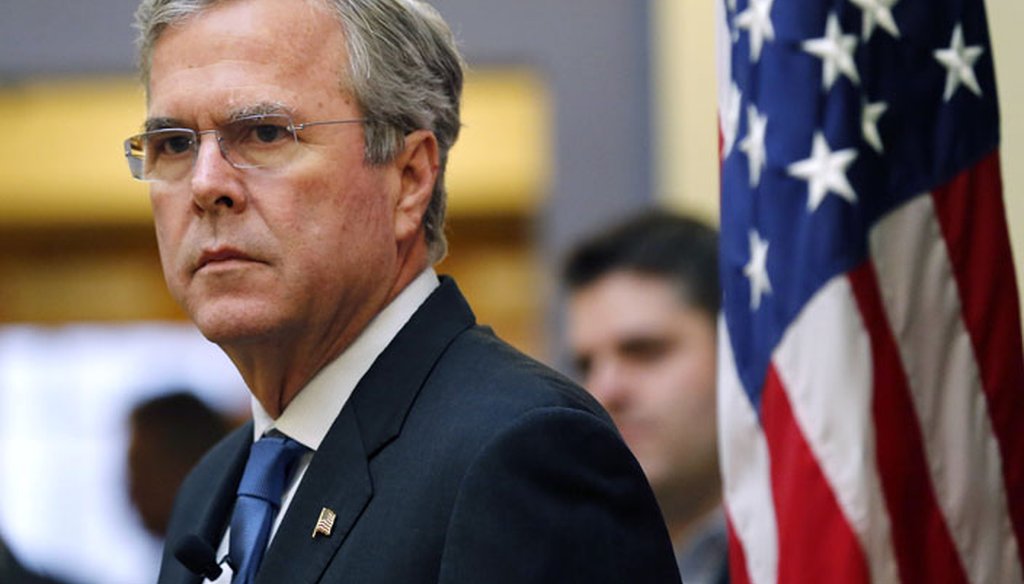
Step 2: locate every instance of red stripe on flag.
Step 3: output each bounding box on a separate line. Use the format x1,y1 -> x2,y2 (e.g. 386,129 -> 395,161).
724,511 -> 752,584
930,151 -> 1024,565
848,262 -> 970,584
761,365 -> 870,584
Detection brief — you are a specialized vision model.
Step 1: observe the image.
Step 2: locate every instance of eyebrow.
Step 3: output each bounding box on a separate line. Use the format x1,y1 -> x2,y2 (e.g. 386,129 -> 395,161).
143,117 -> 186,132
142,102 -> 295,132
226,101 -> 294,121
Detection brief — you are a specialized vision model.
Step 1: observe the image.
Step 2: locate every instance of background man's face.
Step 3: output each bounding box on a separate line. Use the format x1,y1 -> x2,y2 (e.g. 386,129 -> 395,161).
146,0 -> 402,349
568,271 -> 719,507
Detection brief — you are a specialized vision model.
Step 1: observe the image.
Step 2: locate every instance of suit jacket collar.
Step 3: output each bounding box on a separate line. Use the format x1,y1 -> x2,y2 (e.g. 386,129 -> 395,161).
350,276 -> 476,456
254,276 -> 476,583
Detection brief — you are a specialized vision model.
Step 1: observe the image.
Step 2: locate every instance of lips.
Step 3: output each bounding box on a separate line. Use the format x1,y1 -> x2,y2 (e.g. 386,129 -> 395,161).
195,247 -> 257,272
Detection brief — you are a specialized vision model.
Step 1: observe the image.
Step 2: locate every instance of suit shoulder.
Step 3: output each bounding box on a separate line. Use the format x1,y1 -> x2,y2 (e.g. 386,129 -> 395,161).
430,324 -> 609,422
438,406 -> 681,583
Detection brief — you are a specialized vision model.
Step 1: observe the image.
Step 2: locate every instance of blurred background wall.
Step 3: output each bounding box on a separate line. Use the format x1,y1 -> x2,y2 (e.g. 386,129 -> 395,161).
0,1 -> 1020,582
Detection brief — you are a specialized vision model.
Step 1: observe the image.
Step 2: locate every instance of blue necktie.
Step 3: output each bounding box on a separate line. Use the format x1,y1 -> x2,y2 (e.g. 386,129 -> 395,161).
229,434 -> 308,584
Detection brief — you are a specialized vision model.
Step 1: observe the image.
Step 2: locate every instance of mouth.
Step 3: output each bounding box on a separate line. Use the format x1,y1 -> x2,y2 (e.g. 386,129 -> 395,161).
194,247 -> 258,273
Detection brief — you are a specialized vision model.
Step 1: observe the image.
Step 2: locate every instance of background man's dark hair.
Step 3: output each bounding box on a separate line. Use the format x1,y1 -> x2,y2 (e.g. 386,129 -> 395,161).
127,391 -> 233,537
563,209 -> 720,317
130,391 -> 232,462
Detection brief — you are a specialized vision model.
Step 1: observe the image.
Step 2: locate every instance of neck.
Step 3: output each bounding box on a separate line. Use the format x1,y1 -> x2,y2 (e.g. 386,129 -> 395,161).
666,492 -> 722,550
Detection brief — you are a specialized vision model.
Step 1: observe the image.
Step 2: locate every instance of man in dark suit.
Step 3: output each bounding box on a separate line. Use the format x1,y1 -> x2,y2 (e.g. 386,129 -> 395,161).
125,0 -> 681,582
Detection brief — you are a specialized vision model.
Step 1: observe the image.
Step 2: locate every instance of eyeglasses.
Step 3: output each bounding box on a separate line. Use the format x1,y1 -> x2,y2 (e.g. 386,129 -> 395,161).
123,113 -> 366,182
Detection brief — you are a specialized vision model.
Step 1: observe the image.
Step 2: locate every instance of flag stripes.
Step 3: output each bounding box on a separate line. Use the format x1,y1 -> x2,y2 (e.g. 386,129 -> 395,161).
724,514 -> 753,584
848,260 -> 970,584
762,365 -> 870,584
772,276 -> 898,584
869,190 -> 1021,584
930,152 -> 1024,568
718,320 -> 777,584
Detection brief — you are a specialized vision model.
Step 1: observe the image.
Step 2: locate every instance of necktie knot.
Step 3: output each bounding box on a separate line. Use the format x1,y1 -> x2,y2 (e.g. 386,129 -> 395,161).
230,434 -> 308,584
236,435 -> 308,504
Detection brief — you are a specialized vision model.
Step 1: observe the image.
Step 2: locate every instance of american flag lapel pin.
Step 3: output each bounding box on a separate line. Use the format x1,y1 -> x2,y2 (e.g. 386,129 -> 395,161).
313,507 -> 336,539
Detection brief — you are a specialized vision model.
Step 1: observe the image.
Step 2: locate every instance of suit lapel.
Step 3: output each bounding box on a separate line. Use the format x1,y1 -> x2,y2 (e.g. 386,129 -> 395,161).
165,423 -> 251,584
254,277 -> 476,583
350,276 -> 476,456
255,406 -> 371,584
196,425 -> 252,546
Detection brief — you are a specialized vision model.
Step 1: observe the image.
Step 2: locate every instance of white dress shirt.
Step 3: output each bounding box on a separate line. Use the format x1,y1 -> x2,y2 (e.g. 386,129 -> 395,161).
205,269 -> 439,582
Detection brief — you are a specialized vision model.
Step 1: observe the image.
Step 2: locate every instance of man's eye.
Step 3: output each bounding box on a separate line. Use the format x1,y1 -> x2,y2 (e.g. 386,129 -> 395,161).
573,355 -> 592,378
620,338 -> 671,364
151,134 -> 193,156
249,124 -> 290,144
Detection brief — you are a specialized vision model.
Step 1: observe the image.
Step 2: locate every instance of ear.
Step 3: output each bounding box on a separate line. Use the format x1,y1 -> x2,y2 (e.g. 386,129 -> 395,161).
392,129 -> 440,244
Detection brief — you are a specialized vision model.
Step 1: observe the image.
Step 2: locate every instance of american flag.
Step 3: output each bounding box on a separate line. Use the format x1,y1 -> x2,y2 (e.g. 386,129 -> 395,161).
716,0 -> 1024,582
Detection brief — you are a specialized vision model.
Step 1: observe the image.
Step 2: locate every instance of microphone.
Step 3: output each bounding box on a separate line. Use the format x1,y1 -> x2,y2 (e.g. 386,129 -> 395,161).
173,534 -> 224,580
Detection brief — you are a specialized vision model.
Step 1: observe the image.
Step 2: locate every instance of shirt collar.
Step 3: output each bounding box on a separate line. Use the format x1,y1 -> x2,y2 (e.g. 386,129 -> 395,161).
251,268 -> 440,449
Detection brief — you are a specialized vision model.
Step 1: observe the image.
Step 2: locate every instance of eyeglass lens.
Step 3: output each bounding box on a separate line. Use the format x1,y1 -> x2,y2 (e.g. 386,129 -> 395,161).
126,114 -> 299,181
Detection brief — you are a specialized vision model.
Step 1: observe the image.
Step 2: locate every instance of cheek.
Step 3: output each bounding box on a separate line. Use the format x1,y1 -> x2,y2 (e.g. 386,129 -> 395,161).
149,196 -> 188,280
275,180 -> 395,278
289,165 -> 393,231
651,350 -> 717,413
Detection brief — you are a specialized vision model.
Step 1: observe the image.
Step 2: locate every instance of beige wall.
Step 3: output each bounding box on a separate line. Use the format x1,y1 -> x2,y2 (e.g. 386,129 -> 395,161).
653,0 -> 1024,317
989,1 -> 1024,314
651,0 -> 720,224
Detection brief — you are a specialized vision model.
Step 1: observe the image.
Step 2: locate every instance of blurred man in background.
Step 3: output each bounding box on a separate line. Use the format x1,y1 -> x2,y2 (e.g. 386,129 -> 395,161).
564,209 -> 728,584
127,391 -> 233,539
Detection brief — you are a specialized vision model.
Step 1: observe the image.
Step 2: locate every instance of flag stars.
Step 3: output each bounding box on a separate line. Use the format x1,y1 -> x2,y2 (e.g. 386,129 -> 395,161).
725,0 -> 741,42
934,23 -> 984,101
802,13 -> 860,91
744,230 -> 772,311
861,100 -> 888,153
736,0 -> 775,62
848,0 -> 901,41
739,105 -> 768,187
722,82 -> 743,157
787,132 -> 859,212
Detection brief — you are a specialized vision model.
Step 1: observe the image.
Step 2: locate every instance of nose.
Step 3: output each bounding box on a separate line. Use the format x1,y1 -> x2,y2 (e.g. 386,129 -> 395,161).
586,359 -> 632,415
189,132 -> 247,213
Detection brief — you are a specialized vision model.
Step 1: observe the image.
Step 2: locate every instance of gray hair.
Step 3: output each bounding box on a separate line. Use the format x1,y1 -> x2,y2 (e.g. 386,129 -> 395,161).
134,0 -> 464,263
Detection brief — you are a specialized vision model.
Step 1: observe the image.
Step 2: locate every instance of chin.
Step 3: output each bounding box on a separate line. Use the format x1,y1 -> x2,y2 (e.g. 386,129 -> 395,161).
188,297 -> 283,345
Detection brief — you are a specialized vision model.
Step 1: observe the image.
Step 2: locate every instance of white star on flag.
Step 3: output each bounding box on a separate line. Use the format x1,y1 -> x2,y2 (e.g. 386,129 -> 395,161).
735,0 -> 775,62
743,229 -> 772,311
848,0 -> 901,40
862,100 -> 888,153
722,82 -> 743,157
802,12 -> 860,91
787,132 -> 859,212
725,0 -> 740,42
739,105 -> 768,187
934,23 -> 984,101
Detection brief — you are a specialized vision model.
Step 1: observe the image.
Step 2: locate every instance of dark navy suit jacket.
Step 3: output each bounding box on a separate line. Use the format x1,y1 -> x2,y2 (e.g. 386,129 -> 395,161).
158,278 -> 681,583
